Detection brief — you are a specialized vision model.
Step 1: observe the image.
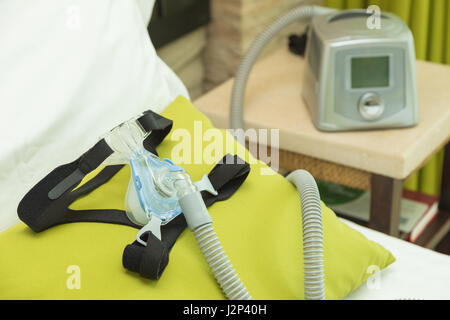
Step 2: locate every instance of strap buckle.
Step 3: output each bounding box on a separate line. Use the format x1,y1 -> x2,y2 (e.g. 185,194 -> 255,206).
194,174 -> 218,196
136,214 -> 162,246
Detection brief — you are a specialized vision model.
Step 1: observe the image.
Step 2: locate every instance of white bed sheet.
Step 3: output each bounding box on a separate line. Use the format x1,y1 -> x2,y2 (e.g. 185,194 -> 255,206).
342,219 -> 450,300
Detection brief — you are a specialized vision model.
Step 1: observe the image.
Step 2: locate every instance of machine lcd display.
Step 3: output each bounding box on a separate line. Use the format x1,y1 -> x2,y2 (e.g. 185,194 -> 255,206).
351,56 -> 389,89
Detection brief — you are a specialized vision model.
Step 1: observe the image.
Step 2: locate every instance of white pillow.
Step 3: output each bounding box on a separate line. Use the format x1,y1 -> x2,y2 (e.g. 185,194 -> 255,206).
0,0 -> 189,231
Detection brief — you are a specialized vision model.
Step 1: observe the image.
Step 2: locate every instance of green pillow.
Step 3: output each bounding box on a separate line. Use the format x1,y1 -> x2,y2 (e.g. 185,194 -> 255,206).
0,96 -> 394,299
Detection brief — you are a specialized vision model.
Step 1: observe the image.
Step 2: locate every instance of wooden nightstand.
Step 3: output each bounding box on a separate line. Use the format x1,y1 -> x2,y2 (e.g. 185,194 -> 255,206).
194,47 -> 450,248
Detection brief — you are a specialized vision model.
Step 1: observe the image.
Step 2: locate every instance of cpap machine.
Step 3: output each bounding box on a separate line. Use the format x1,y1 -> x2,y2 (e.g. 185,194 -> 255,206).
231,6 -> 419,132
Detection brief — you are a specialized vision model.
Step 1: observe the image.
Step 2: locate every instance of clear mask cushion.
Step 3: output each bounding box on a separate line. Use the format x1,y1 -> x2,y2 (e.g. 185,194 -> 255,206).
128,148 -> 186,225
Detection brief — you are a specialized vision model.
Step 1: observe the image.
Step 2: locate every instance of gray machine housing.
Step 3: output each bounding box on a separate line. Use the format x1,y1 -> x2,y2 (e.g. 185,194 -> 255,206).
302,10 -> 418,131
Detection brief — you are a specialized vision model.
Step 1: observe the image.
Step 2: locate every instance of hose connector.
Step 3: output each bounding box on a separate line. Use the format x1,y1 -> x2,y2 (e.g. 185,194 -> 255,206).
180,191 -> 212,230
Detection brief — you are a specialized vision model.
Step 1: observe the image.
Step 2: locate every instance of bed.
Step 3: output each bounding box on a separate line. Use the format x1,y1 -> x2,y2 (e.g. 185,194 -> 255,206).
1,94 -> 450,300
342,219 -> 450,300
1,205 -> 449,300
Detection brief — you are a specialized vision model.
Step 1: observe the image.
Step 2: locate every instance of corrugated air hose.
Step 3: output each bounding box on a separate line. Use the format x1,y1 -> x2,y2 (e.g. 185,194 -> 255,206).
227,5 -> 337,300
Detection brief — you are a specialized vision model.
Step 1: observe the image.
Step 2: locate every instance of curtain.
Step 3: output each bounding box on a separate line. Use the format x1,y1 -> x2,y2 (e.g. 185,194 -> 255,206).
325,0 -> 449,196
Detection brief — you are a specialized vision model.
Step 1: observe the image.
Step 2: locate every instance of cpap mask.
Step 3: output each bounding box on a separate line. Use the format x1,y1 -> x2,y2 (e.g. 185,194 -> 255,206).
103,115 -> 217,246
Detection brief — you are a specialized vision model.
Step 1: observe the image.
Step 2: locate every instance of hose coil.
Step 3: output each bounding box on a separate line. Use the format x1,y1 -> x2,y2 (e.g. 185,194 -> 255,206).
193,222 -> 252,300
287,170 -> 325,300
231,6 -> 314,130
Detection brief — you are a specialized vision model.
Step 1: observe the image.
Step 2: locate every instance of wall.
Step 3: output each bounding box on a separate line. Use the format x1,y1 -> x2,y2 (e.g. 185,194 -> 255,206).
157,27 -> 207,100
203,0 -> 322,90
156,0 -> 322,99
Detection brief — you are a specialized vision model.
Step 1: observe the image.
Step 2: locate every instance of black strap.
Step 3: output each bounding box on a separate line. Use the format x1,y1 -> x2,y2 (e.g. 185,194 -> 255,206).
46,111 -> 172,201
18,110 -> 173,232
203,154 -> 250,206
122,154 -> 250,280
48,139 -> 113,200
122,231 -> 170,280
138,110 -> 173,155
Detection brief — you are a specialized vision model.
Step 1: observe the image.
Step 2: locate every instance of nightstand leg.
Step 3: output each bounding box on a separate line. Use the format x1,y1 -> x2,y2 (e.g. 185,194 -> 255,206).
439,143 -> 450,212
417,143 -> 450,249
369,174 -> 403,237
